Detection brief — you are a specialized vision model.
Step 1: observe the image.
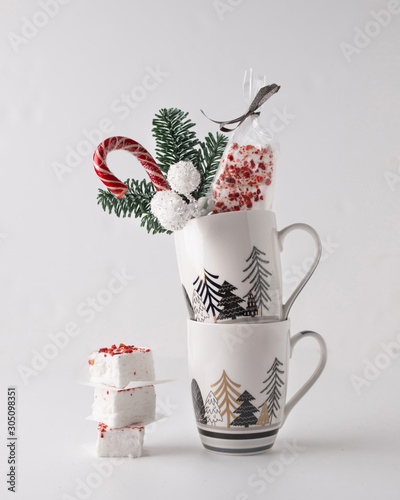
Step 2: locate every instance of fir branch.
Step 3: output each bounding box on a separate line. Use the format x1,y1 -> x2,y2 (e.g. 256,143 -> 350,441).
195,131 -> 228,198
97,179 -> 170,235
152,108 -> 227,200
152,108 -> 200,175
96,108 -> 227,235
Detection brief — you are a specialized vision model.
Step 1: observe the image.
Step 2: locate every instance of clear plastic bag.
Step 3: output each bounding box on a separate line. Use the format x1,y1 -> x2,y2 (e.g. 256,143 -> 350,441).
211,70 -> 280,213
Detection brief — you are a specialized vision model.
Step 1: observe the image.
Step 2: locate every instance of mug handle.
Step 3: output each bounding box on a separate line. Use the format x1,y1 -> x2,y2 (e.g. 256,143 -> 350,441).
278,223 -> 322,319
282,330 -> 327,424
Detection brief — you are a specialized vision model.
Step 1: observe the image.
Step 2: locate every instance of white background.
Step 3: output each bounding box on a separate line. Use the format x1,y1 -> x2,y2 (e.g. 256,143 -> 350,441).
1,0 -> 400,498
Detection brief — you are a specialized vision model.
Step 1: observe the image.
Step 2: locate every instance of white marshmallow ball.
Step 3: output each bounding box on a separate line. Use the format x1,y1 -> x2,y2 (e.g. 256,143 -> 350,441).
151,190 -> 191,232
167,161 -> 201,196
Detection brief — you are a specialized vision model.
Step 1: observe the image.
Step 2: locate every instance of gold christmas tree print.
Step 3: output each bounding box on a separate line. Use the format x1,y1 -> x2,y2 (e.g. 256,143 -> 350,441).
257,401 -> 270,426
211,370 -> 241,427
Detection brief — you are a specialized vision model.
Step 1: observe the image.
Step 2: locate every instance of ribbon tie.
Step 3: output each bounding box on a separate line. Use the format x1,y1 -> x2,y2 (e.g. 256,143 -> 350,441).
202,83 -> 280,132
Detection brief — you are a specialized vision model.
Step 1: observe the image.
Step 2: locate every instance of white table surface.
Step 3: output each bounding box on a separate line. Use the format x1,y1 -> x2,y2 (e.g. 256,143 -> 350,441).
3,345 -> 399,500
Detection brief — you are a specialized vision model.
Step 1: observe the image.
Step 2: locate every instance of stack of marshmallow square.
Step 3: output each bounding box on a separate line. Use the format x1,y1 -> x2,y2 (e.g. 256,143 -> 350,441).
88,343 -> 156,458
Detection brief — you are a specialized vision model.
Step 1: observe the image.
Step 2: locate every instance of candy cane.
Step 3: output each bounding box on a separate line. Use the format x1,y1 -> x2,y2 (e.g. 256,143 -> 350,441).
93,136 -> 170,198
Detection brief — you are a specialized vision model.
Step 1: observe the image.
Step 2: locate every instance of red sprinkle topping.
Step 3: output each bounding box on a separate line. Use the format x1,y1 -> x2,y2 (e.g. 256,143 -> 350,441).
98,422 -> 144,434
96,344 -> 151,356
98,423 -> 108,435
213,143 -> 276,213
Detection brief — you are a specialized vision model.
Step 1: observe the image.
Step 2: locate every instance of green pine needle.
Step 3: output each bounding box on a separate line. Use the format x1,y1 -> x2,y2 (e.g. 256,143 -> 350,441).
152,108 -> 201,175
97,179 -> 170,235
195,131 -> 228,198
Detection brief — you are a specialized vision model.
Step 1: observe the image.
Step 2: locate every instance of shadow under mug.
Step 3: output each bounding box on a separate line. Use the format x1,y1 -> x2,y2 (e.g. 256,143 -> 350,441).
188,319 -> 327,455
175,210 -> 322,323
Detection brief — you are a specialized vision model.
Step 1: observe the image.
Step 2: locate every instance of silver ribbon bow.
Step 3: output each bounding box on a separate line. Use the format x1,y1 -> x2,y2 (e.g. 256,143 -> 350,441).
201,83 -> 280,132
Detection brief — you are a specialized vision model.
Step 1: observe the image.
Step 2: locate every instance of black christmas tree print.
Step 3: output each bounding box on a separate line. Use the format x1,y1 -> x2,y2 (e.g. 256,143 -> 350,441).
217,281 -> 247,321
182,285 -> 195,320
204,391 -> 223,425
231,390 -> 260,428
192,289 -> 209,322
245,292 -> 258,317
242,246 -> 272,315
193,268 -> 222,323
259,358 -> 284,423
211,370 -> 241,427
191,379 -> 207,424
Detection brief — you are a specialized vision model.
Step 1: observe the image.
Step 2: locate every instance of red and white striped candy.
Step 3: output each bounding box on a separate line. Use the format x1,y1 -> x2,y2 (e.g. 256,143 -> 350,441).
93,136 -> 170,198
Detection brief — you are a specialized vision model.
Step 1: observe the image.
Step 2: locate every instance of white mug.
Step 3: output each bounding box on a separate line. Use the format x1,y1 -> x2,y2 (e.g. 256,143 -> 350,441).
187,319 -> 327,455
175,210 -> 321,323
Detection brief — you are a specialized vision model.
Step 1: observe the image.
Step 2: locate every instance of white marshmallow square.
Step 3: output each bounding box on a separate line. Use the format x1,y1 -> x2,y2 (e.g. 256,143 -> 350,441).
89,344 -> 155,389
92,386 -> 156,428
96,424 -> 144,458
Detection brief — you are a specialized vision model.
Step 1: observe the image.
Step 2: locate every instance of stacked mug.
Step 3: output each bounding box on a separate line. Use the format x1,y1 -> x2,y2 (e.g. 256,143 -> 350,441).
175,210 -> 327,455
